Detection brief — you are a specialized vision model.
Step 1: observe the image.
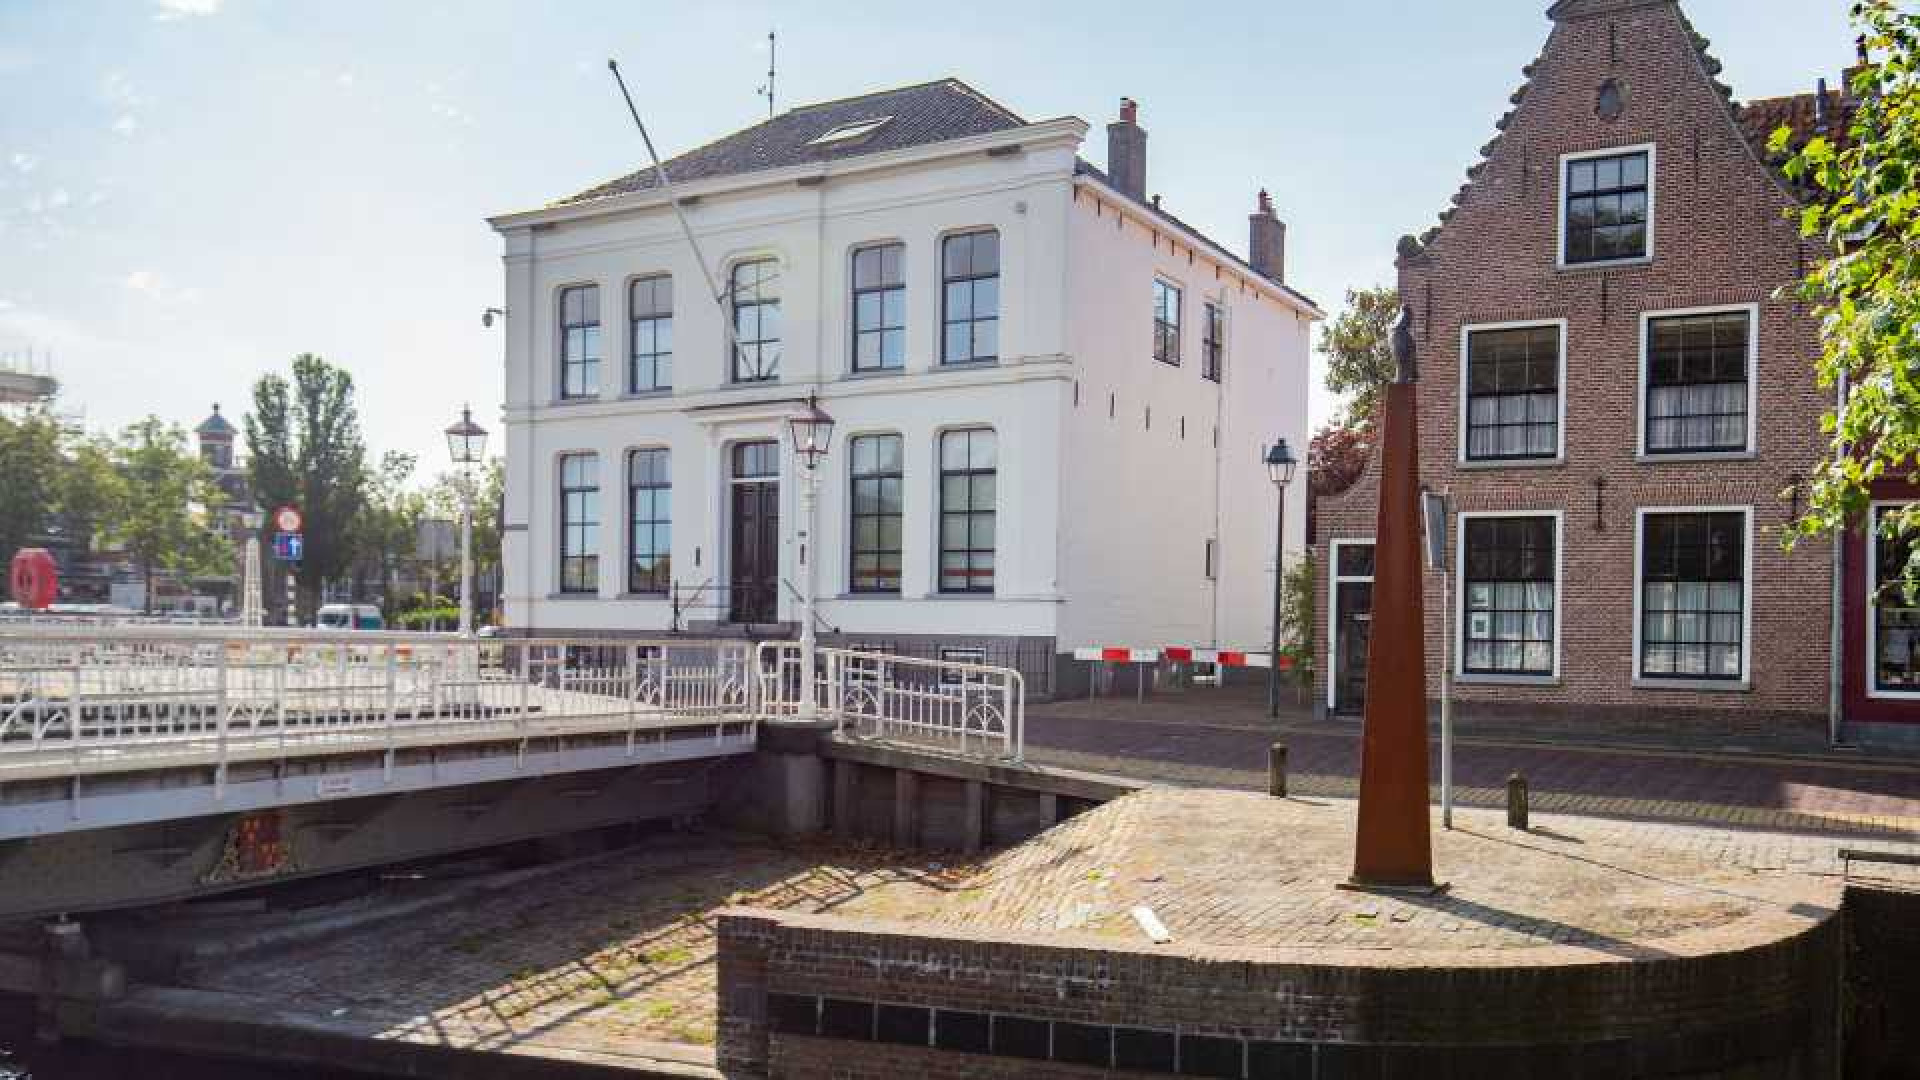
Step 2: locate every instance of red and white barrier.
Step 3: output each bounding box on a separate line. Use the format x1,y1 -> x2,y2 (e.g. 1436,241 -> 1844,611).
1071,646 -> 1290,670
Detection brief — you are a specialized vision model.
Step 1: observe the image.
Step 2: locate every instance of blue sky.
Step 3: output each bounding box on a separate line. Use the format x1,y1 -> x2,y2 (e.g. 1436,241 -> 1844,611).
0,0 -> 1855,469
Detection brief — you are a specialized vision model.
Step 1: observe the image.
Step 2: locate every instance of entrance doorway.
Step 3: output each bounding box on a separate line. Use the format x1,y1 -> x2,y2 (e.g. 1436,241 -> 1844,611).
1330,540 -> 1375,715
729,441 -> 780,624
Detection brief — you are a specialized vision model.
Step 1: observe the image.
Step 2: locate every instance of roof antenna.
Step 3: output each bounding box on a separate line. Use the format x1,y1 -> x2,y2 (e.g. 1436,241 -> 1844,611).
607,58 -> 743,366
757,31 -> 776,119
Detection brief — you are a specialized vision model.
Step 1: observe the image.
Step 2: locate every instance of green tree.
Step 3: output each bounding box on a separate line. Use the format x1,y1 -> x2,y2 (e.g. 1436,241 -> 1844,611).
1278,552 -> 1316,687
0,408 -> 66,560
1319,285 -> 1400,425
245,354 -> 368,623
351,450 -> 425,616
1778,3 -> 1920,588
101,417 -> 228,612
57,435 -> 122,554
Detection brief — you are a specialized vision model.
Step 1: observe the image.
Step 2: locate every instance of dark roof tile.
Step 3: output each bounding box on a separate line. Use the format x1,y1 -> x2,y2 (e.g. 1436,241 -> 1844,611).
554,78 -> 1025,207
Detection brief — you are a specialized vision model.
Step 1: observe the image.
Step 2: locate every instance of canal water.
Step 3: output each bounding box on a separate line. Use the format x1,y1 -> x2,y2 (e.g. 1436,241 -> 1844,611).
0,992 -> 367,1078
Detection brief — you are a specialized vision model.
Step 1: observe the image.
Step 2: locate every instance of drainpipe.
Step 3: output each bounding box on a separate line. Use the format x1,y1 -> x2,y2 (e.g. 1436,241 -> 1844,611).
1829,369 -> 1849,746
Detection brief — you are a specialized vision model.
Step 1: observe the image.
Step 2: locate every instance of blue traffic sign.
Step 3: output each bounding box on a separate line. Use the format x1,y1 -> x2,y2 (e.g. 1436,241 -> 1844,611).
272,532 -> 304,562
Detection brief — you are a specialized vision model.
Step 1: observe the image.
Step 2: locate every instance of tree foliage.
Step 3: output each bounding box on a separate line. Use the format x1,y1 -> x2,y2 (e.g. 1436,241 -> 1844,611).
1319,285 -> 1400,425
245,354 -> 368,621
1777,2 -> 1920,588
100,417 -> 228,612
423,456 -> 505,579
1308,422 -> 1373,498
1278,552 -> 1316,686
0,409 -> 67,559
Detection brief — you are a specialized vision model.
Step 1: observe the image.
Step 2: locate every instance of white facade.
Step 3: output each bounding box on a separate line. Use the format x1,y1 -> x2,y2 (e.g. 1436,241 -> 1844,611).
487,95 -> 1317,687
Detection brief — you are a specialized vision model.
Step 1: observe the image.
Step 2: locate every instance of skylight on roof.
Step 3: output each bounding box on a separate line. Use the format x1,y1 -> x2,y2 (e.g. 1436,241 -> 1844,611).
808,116 -> 892,147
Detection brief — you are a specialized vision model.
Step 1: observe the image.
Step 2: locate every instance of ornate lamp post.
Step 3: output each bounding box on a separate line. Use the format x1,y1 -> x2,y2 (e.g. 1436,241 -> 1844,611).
785,394 -> 836,720
1265,438 -> 1299,718
444,405 -> 489,637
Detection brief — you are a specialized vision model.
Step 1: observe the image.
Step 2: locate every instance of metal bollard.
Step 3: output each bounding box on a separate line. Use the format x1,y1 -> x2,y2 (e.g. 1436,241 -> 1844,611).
1506,772 -> 1529,830
1269,742 -> 1287,798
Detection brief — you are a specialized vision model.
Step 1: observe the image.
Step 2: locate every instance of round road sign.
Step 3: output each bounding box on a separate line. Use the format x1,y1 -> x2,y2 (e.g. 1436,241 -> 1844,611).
273,505 -> 304,533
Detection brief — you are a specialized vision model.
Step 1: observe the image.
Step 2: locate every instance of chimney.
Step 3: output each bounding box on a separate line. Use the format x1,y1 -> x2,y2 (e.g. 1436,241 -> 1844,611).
1249,189 -> 1287,282
1106,97 -> 1147,201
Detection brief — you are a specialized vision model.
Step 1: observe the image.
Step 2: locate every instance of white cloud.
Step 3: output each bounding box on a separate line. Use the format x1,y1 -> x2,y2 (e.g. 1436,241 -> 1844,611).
152,0 -> 221,20
336,71 -> 356,88
123,270 -> 202,306
101,71 -> 146,110
9,153 -> 38,174
429,101 -> 475,127
112,115 -> 138,136
46,188 -> 69,210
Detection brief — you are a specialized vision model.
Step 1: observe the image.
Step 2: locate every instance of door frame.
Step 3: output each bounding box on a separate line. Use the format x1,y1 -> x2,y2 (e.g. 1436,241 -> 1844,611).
1327,538 -> 1376,713
725,439 -> 782,624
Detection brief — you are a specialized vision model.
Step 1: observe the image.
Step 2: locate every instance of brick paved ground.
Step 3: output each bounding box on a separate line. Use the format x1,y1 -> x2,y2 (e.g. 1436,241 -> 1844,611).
183,838 -> 977,1064
1025,684 -> 1920,839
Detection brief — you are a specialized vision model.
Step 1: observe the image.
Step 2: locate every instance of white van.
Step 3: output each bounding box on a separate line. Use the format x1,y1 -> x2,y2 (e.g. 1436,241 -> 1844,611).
316,603 -> 385,631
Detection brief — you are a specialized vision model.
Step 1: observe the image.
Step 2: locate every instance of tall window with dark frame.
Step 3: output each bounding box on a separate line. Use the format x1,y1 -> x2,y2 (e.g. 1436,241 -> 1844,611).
1564,150 -> 1648,263
1640,511 -> 1745,680
1872,505 -> 1920,693
626,448 -> 671,594
851,243 -> 906,373
628,276 -> 672,393
1202,302 -> 1224,382
938,429 -> 996,593
558,453 -> 599,594
1153,280 -> 1181,365
848,434 -> 903,593
941,230 -> 999,364
1645,310 -> 1749,454
1465,325 -> 1559,461
559,285 -> 601,399
1462,517 -> 1556,676
730,258 -> 781,382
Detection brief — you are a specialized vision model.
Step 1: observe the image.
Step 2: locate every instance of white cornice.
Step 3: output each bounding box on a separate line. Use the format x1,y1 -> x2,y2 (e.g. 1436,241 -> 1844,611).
488,118 -> 1089,233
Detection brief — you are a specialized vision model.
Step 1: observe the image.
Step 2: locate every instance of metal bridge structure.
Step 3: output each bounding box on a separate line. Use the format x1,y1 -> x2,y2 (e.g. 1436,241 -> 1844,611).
0,628 -> 1022,919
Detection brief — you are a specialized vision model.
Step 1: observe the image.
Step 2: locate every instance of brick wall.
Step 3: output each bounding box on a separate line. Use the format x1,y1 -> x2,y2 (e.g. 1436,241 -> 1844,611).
1313,0 -> 1837,734
716,905 -> 1839,1079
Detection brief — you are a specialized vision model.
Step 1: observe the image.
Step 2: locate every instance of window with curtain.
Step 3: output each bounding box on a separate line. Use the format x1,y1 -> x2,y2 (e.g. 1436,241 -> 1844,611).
1645,310 -> 1749,454
1640,511 -> 1745,679
1462,516 -> 1556,676
1465,324 -> 1559,461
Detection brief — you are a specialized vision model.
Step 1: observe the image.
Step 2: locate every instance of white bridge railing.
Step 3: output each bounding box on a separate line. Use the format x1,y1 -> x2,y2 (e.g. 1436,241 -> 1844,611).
0,630 -> 758,783
0,630 -> 1026,782
757,642 -> 1024,762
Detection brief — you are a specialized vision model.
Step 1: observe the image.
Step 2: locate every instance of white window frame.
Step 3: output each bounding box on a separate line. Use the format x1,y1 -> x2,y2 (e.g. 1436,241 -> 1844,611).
1455,509 -> 1563,682
1631,504 -> 1753,689
1326,538 -> 1375,711
1867,500 -> 1920,700
1457,318 -> 1568,468
1556,142 -> 1657,270
1635,303 -> 1760,460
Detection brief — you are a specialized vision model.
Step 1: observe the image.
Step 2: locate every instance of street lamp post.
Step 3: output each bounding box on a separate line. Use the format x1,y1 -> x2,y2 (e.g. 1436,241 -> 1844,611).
1265,438 -> 1299,719
785,394 -> 836,721
444,405 -> 489,637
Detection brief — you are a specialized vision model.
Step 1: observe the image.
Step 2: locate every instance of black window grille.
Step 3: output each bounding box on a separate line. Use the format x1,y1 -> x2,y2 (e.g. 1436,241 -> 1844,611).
1462,516 -> 1556,675
939,429 -> 996,593
627,448 -> 670,594
1640,511 -> 1745,679
1202,302 -> 1223,382
629,276 -> 672,393
848,434 -> 903,593
730,258 -> 781,382
1645,310 -> 1749,453
1565,150 -> 1649,263
1465,324 -> 1559,461
559,285 -> 600,399
941,231 -> 999,364
1153,280 -> 1181,365
851,243 -> 905,372
558,453 -> 599,593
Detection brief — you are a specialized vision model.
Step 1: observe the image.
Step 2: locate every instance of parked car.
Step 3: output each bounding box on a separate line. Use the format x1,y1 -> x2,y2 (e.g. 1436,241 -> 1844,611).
316,603 -> 385,631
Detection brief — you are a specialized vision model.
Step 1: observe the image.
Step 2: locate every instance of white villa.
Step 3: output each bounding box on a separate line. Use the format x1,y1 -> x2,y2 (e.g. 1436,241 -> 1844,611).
486,80 -> 1320,695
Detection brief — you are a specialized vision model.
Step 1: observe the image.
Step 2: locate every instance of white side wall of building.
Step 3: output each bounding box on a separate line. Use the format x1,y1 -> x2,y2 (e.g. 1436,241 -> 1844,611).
1055,184 -> 1312,653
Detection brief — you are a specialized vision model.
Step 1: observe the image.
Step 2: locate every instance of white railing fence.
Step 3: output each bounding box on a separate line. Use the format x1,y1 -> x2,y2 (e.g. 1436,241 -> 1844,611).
0,631 -> 757,780
0,629 -> 1024,778
756,642 -> 1024,762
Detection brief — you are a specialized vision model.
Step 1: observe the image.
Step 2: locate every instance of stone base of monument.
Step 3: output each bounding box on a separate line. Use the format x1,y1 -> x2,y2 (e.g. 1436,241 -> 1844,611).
718,787 -> 1841,1079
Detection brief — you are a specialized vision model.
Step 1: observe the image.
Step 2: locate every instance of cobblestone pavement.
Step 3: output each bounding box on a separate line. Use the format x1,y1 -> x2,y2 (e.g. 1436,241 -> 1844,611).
1024,688 -> 1920,839
186,838 -> 977,1062
862,788 -> 1864,960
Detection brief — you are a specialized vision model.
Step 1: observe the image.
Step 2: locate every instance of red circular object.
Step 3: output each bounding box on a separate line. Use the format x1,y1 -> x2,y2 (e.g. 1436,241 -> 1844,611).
10,548 -> 57,610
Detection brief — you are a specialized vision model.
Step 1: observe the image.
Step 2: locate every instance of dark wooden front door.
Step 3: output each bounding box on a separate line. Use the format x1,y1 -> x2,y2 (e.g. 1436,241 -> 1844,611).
1335,581 -> 1373,714
729,442 -> 780,624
